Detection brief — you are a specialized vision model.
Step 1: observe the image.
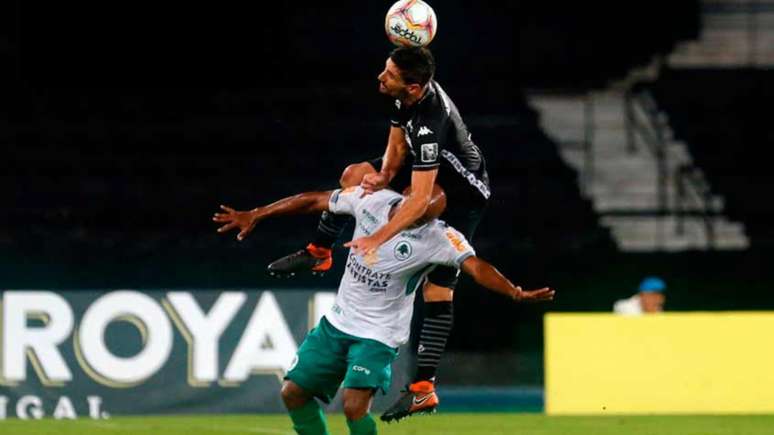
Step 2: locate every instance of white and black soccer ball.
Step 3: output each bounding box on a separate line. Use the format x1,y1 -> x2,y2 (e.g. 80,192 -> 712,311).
385,0 -> 438,47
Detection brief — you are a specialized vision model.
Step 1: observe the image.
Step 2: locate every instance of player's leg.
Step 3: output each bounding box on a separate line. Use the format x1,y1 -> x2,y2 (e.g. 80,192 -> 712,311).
341,336 -> 399,434
415,281 -> 455,383
283,317 -> 350,434
342,388 -> 377,435
413,205 -> 487,389
381,200 -> 487,422
267,161 -> 378,277
380,279 -> 451,421
281,380 -> 330,435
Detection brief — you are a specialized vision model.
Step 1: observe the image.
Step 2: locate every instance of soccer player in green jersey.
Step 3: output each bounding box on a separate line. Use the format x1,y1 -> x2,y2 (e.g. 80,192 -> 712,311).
213,185 -> 553,435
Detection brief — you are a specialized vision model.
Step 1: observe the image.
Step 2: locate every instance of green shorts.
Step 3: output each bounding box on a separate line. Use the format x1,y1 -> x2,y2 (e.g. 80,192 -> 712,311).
285,316 -> 398,403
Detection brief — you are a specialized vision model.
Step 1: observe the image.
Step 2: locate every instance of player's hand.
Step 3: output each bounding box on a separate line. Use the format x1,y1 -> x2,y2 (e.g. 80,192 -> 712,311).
512,287 -> 555,303
212,205 -> 260,241
344,235 -> 383,256
360,172 -> 390,196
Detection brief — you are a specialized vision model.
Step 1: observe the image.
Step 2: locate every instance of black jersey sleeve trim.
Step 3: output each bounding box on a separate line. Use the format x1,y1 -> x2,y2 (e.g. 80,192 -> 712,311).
412,164 -> 441,171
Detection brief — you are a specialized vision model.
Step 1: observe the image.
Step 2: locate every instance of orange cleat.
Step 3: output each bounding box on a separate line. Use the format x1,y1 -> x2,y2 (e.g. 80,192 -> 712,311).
267,243 -> 332,277
380,380 -> 439,422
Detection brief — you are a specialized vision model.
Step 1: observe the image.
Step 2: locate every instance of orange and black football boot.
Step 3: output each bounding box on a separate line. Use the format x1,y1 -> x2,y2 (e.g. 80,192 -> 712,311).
267,243 -> 332,277
380,380 -> 439,422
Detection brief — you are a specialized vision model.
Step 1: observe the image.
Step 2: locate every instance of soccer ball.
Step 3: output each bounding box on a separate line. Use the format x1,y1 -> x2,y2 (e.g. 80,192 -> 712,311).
385,0 -> 438,47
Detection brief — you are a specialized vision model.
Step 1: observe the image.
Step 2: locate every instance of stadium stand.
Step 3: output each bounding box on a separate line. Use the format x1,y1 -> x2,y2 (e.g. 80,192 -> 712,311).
645,68 -> 774,247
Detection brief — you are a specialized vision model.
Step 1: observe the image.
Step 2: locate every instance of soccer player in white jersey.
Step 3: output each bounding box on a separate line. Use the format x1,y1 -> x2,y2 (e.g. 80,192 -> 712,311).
213,185 -> 554,435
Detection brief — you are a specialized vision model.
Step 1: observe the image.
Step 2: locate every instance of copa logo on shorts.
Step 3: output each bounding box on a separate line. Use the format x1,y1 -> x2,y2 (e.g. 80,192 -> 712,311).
352,365 -> 371,376
394,241 -> 413,261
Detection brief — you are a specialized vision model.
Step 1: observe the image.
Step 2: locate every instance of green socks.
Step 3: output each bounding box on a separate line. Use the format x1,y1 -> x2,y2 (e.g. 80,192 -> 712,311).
347,413 -> 377,435
288,400 -> 329,435
288,401 -> 376,435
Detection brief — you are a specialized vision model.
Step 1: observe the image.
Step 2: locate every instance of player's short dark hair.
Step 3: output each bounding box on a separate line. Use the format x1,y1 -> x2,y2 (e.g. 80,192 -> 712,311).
389,46 -> 435,86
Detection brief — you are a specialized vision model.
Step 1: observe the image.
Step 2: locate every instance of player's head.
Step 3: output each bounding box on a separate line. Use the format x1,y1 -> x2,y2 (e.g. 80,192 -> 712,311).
378,46 -> 435,100
397,184 -> 446,226
638,276 -> 666,313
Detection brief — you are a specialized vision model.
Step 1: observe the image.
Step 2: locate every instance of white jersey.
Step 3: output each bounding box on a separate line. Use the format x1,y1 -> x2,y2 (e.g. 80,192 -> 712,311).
324,186 -> 475,348
613,294 -> 643,316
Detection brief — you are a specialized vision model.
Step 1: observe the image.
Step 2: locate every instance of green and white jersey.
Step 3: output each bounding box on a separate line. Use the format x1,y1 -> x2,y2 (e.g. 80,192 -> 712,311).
325,186 -> 475,348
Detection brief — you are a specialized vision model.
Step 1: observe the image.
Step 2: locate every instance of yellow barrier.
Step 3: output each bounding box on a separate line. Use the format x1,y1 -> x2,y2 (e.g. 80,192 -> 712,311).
544,312 -> 774,415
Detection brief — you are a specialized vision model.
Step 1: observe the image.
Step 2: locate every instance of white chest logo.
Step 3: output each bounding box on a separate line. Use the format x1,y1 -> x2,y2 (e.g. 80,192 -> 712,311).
418,126 -> 433,136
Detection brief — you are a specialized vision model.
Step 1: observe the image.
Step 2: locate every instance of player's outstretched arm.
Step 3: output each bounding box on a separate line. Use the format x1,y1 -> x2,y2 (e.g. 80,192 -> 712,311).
212,191 -> 333,241
460,256 -> 555,303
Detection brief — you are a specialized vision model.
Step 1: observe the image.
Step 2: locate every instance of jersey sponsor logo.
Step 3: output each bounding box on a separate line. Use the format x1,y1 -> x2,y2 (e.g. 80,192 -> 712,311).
346,254 -> 390,288
394,99 -> 401,109
401,232 -> 421,241
420,143 -> 439,163
361,209 -> 379,225
394,241 -> 413,261
445,229 -> 468,253
418,126 -> 433,137
352,365 -> 371,375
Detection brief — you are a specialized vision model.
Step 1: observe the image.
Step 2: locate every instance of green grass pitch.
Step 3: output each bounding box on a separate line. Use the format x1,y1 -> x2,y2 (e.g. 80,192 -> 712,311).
3,413 -> 774,434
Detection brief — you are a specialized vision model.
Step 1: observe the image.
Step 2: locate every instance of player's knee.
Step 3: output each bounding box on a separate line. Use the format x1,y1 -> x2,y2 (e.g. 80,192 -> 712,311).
342,398 -> 369,421
340,162 -> 376,188
342,388 -> 372,420
280,380 -> 309,410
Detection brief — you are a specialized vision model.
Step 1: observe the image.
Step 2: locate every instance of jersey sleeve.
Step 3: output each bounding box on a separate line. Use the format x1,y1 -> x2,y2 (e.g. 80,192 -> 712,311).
433,226 -> 476,268
328,186 -> 364,216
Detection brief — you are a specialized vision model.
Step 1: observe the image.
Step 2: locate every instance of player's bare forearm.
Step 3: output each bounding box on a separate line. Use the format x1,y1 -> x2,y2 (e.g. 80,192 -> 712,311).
252,191 -> 332,221
361,128 -> 408,194
380,126 -> 408,181
368,169 -> 435,245
461,256 -> 519,298
368,195 -> 427,245
461,257 -> 555,303
213,191 -> 332,241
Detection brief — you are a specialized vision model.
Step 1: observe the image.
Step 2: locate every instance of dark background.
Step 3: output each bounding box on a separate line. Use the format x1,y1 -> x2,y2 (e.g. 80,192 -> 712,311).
3,0 -> 773,383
